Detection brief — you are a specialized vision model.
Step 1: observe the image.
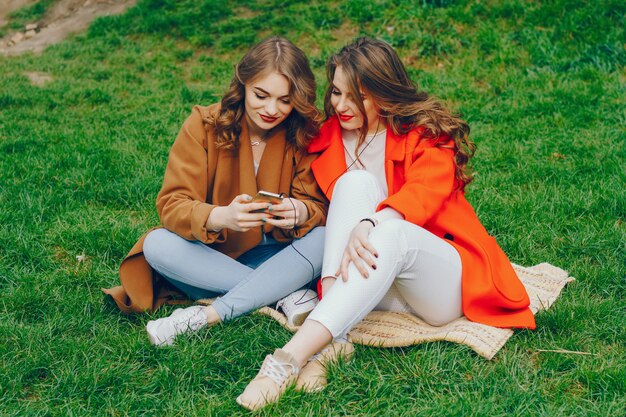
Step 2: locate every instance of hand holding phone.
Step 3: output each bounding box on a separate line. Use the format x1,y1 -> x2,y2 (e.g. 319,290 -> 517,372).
261,196 -> 309,230
250,191 -> 283,213
209,193 -> 277,232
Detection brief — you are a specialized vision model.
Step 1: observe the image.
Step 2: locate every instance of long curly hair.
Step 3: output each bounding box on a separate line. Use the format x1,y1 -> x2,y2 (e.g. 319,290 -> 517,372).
324,37 -> 476,189
211,37 -> 321,150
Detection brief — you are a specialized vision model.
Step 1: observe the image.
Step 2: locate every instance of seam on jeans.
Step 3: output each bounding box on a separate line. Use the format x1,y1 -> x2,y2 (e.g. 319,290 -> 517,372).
147,261 -> 231,293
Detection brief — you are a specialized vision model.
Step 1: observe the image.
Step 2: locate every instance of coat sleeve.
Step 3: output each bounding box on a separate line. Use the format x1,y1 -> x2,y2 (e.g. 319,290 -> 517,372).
378,140 -> 456,226
156,108 -> 226,244
272,149 -> 329,241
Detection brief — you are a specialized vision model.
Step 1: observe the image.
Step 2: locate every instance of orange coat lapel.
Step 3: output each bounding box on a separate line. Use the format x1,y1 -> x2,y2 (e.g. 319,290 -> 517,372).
309,117 -> 347,199
309,116 -> 409,198
383,125 -> 408,195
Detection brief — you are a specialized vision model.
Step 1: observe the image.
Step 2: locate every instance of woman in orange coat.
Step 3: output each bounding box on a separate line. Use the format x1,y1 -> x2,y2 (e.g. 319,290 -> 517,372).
237,37 -> 535,411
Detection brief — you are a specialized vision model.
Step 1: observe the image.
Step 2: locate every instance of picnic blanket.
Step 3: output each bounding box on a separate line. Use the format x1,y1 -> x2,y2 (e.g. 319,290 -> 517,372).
250,263 -> 574,360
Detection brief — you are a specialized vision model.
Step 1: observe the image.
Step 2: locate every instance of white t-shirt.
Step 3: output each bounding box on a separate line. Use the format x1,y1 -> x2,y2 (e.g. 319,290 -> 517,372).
342,128 -> 404,225
342,128 -> 388,196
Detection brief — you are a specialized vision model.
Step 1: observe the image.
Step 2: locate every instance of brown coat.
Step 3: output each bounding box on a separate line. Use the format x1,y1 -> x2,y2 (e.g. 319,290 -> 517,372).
103,104 -> 328,313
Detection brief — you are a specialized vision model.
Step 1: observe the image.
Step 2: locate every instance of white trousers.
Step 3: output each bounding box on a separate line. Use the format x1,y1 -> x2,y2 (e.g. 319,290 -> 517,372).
308,170 -> 463,338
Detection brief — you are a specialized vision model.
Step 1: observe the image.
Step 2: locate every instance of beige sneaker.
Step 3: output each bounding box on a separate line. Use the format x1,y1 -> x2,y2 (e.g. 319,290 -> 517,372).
295,341 -> 355,392
236,349 -> 300,411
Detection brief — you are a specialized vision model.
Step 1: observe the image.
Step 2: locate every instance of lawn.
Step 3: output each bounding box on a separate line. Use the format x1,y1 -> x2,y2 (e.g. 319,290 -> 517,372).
0,0 -> 624,416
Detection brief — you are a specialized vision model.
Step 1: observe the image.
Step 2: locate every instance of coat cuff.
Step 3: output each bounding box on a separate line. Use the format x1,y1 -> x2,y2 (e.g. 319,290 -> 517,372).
191,203 -> 227,243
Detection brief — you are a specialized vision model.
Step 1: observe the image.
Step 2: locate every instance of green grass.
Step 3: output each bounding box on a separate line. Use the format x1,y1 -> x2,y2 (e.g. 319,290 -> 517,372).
1,0 -> 624,415
0,0 -> 54,37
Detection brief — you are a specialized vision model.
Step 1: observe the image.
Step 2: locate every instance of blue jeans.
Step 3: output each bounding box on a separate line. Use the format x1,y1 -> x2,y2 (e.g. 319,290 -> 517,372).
142,227 -> 324,321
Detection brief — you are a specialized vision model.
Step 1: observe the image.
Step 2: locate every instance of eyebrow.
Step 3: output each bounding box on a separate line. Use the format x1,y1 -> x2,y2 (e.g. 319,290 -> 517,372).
253,87 -> 290,99
331,84 -> 365,96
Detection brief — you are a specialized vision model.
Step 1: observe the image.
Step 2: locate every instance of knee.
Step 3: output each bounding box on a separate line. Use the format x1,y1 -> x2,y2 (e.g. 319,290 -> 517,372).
369,219 -> 406,246
143,228 -> 177,264
293,226 -> 325,248
334,170 -> 378,195
293,226 -> 325,263
363,220 -> 408,268
305,226 -> 325,243
373,219 -> 405,234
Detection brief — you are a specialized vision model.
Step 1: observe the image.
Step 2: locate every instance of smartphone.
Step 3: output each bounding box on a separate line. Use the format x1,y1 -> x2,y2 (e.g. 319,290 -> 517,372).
250,191 -> 283,212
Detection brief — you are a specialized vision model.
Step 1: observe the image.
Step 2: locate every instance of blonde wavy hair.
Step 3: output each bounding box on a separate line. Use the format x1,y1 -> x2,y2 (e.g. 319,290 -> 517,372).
211,37 -> 321,150
324,37 -> 476,189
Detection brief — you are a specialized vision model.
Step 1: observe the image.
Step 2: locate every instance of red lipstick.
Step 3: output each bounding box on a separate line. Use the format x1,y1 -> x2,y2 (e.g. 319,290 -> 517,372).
260,114 -> 279,123
338,114 -> 354,122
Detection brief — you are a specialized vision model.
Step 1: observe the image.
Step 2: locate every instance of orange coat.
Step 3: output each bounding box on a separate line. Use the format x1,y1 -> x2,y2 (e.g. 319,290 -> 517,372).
103,104 -> 328,313
308,117 -> 535,329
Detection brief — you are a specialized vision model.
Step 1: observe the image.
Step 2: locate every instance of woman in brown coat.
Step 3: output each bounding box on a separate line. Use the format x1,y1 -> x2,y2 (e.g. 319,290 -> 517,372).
103,37 -> 327,346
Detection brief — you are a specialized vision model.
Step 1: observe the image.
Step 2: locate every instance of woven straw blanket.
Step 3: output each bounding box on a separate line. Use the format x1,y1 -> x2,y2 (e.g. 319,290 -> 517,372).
252,263 -> 574,360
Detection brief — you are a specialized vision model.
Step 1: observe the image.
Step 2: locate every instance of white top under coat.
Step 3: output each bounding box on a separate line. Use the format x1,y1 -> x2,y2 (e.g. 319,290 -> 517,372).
342,128 -> 403,224
342,128 -> 388,195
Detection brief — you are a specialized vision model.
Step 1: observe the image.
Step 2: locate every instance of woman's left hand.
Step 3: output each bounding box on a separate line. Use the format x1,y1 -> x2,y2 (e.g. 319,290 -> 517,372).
337,221 -> 379,281
262,198 -> 308,230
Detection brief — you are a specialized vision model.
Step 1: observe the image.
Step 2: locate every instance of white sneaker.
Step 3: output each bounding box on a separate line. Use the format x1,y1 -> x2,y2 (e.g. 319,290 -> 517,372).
276,289 -> 318,327
146,305 -> 208,346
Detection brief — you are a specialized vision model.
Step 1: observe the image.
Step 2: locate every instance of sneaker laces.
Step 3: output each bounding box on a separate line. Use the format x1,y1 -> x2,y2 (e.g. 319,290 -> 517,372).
172,306 -> 207,332
261,356 -> 299,386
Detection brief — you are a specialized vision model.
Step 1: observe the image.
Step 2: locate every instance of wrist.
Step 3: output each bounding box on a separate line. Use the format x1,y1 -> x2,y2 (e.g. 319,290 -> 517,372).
359,218 -> 378,228
296,200 -> 309,226
207,207 -> 225,231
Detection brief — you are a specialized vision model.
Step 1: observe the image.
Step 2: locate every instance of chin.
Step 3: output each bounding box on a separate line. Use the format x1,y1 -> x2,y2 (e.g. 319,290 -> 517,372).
339,121 -> 360,131
253,119 -> 276,131
263,118 -> 285,129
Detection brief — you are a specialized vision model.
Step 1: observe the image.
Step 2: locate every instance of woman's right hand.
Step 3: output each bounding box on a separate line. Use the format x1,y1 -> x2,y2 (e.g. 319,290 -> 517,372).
207,194 -> 272,232
336,220 -> 378,281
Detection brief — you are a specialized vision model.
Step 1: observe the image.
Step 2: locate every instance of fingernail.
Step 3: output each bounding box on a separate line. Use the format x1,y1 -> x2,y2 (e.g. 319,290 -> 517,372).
372,265 -> 377,270
374,254 -> 379,258
246,195 -> 252,200
268,205 -> 273,211
261,218 -> 266,223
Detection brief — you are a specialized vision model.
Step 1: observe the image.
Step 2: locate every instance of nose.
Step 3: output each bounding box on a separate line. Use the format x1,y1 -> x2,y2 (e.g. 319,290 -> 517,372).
335,96 -> 348,113
265,99 -> 279,116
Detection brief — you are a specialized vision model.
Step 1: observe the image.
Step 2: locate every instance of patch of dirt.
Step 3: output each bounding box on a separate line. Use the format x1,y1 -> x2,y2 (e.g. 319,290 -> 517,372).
24,71 -> 54,85
0,1 -> 37,25
0,0 -> 136,56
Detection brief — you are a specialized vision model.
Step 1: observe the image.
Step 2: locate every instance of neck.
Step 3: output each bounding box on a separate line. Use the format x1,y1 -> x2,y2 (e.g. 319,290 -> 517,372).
363,117 -> 386,137
245,114 -> 271,142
